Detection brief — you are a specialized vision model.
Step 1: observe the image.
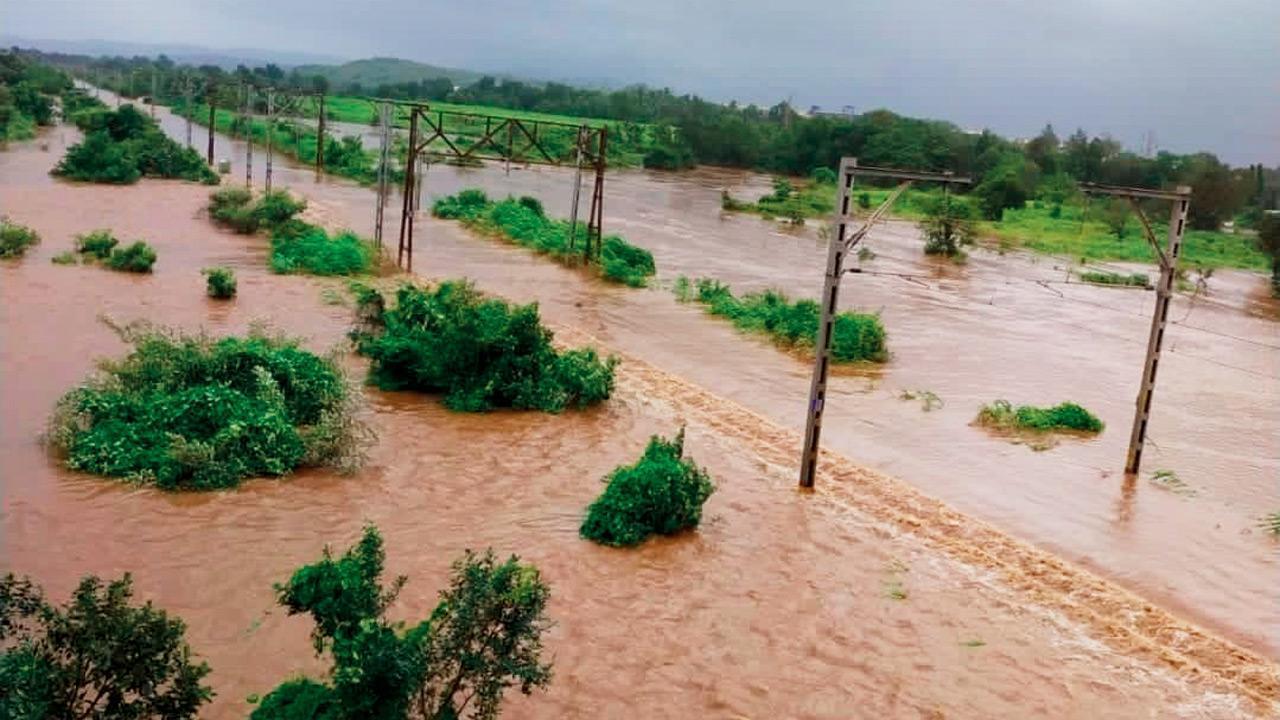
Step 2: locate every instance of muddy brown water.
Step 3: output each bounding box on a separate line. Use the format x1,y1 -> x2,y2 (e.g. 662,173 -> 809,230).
1,96 -> 1277,717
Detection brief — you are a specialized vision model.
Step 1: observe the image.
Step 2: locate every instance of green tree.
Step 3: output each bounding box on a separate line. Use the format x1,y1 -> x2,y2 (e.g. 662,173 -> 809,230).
919,195 -> 975,257
1182,153 -> 1246,230
1256,213 -> 1280,295
255,526 -> 552,720
0,574 -> 212,720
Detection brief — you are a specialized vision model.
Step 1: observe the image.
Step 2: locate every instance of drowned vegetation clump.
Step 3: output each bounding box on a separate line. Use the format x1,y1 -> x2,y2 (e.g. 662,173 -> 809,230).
0,217 -> 40,258
72,229 -> 157,272
433,189 -> 656,287
203,266 -> 237,298
975,399 -> 1104,433
252,525 -> 552,720
581,428 -> 716,547
675,276 -> 888,363
208,188 -> 377,276
53,104 -> 218,185
354,281 -> 617,412
49,322 -> 369,490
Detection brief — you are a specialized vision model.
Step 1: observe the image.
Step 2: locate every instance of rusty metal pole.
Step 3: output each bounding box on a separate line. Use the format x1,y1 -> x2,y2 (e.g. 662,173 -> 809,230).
265,88 -> 275,193
799,157 -> 856,489
315,94 -> 326,180
183,78 -> 193,148
373,101 -> 392,248
206,97 -> 215,164
1124,187 -> 1191,474
567,126 -> 585,250
585,126 -> 607,261
244,85 -> 254,189
397,109 -> 420,271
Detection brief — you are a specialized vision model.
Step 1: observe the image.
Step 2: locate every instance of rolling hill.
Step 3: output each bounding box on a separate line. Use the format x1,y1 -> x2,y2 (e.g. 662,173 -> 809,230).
293,57 -> 496,90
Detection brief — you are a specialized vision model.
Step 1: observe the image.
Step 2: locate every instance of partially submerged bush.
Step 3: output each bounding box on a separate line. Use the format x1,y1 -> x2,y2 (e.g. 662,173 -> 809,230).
203,266 -> 237,298
75,229 -> 119,259
208,188 -> 306,235
270,223 -> 376,277
0,573 -> 212,719
354,281 -> 617,412
920,195 -> 975,258
0,217 -> 40,258
678,276 -> 888,363
254,525 -> 552,720
1078,270 -> 1150,288
51,250 -> 77,265
975,399 -> 1104,433
581,429 -> 715,547
53,105 -> 217,185
106,240 -> 157,273
433,189 -> 656,287
49,324 -> 368,490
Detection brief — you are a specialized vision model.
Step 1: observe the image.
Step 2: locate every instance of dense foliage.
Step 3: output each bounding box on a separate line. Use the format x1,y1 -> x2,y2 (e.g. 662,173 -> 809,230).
203,266 -> 237,298
0,218 -> 40,258
676,277 -> 888,363
53,104 -> 217,184
49,324 -> 367,490
75,229 -> 118,259
354,281 -> 617,412
254,525 -> 552,720
1,52 -> 70,143
1077,270 -> 1150,288
920,195 -> 976,258
976,399 -> 1104,433
207,188 -> 376,276
208,187 -> 307,235
581,429 -> 716,547
1257,213 -> 1280,294
105,240 -> 157,272
0,573 -> 212,719
433,190 -> 656,287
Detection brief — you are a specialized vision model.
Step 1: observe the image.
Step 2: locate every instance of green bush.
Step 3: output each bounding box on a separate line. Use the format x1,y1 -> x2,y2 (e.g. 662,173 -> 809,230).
354,281 -> 617,412
53,105 -> 217,185
49,325 -> 367,490
976,399 -> 1104,433
1078,270 -> 1150,288
270,223 -> 376,276
203,266 -> 237,298
433,190 -> 656,287
679,276 -> 888,363
0,573 -> 212,719
920,195 -> 975,257
581,429 -> 715,547
75,229 -> 119,259
208,188 -> 306,234
0,218 -> 40,258
255,526 -> 552,720
51,250 -> 77,265
106,240 -> 157,272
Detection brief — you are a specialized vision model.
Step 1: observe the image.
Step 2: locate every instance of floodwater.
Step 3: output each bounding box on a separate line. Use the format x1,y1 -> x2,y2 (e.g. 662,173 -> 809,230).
0,95 -> 1277,718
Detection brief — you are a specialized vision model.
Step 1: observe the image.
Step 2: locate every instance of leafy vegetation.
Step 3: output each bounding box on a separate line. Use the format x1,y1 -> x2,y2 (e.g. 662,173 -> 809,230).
207,188 -> 376,276
106,240 -> 157,272
1261,512 -> 1280,537
253,525 -> 552,720
1077,270 -> 1150,288
353,281 -> 617,412
1257,213 -> 1280,295
433,190 -> 656,287
208,187 -> 306,235
920,195 -> 976,258
203,266 -> 237,298
0,217 -> 40,258
581,429 -> 716,547
75,229 -> 119,259
975,399 -> 1104,433
51,250 -> 77,265
0,573 -> 212,719
1,52 -> 70,143
676,276 -> 888,363
53,104 -> 217,184
49,324 -> 367,490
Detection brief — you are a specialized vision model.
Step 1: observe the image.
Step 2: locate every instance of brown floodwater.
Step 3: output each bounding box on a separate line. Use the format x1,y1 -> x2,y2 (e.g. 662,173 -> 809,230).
1,95 -> 1278,718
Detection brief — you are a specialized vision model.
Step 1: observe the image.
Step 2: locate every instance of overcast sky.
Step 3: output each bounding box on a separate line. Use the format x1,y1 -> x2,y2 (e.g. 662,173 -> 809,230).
5,0 -> 1277,165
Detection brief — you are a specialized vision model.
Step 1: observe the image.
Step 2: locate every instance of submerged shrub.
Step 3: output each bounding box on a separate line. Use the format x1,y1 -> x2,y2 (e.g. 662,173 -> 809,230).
203,266 -> 237,298
679,276 -> 888,363
51,250 -> 78,265
49,324 -> 368,490
976,399 -> 1104,433
270,223 -> 376,276
354,281 -> 617,412
53,105 -> 217,185
433,189 -> 656,287
581,429 -> 715,547
106,240 -> 157,272
0,217 -> 40,258
255,525 -> 552,720
75,229 -> 119,259
208,188 -> 306,234
1078,270 -> 1150,288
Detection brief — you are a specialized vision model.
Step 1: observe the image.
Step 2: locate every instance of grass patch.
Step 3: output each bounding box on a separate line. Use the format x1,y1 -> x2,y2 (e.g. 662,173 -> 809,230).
1077,270 -> 1150,288
353,281 -> 617,412
433,190 -> 656,287
203,266 -> 237,299
51,250 -> 78,265
206,188 -> 375,276
975,399 -> 1104,433
0,217 -> 40,258
49,323 -> 367,490
675,276 -> 888,363
53,105 -> 217,185
106,241 -> 157,273
580,428 -> 715,547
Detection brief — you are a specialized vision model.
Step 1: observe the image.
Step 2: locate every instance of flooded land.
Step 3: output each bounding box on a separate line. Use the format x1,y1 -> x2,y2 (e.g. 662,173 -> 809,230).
2,96 -> 1278,718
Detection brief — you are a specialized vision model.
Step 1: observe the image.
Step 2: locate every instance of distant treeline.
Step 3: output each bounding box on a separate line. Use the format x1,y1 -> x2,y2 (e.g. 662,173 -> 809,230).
16,47 -> 1279,231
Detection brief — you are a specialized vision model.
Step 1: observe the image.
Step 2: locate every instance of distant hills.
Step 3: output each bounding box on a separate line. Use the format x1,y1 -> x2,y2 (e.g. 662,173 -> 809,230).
0,35 -> 344,69
293,57 -> 504,90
